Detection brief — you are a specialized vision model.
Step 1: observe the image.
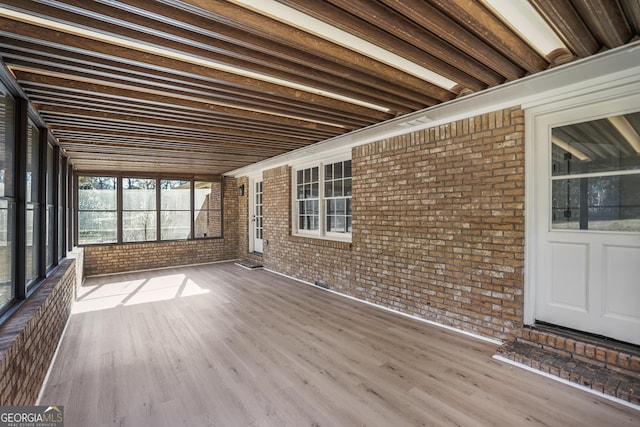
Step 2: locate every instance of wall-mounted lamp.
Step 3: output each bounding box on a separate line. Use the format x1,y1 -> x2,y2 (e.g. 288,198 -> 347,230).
237,184 -> 245,196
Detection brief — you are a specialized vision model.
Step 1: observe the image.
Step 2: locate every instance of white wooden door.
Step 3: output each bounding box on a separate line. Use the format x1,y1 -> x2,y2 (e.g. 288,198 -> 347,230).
533,96 -> 640,346
252,180 -> 263,254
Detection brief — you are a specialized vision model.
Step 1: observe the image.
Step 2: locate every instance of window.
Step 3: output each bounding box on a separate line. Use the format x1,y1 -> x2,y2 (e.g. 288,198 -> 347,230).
78,176 -> 117,244
58,156 -> 65,260
46,143 -> 54,269
160,179 -> 191,240
551,112 -> 640,232
194,181 -> 222,238
296,166 -> 319,231
0,85 -> 15,308
26,121 -> 40,286
123,178 -> 157,242
293,157 -> 352,240
325,160 -> 352,233
76,176 -> 222,244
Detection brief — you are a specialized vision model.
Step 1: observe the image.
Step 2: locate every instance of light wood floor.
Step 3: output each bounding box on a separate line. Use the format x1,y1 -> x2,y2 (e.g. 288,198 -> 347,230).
40,262 -> 639,426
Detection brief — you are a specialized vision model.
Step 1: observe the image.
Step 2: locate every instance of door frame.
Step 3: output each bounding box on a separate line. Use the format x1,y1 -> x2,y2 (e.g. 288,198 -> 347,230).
248,174 -> 263,254
523,77 -> 640,327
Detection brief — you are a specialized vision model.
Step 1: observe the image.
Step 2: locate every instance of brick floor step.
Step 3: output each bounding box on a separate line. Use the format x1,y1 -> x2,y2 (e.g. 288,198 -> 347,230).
518,325 -> 640,378
497,340 -> 640,404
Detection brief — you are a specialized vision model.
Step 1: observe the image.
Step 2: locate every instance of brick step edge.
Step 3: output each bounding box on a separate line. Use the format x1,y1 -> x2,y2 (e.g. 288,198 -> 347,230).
519,326 -> 640,376
496,341 -> 640,405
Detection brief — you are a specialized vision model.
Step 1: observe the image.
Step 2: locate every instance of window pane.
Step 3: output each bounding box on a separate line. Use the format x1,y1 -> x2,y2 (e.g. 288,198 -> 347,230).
123,211 -> 157,242
552,174 -> 640,232
344,160 -> 352,177
344,178 -> 352,196
0,90 -> 15,198
0,200 -> 14,307
26,204 -> 39,286
122,178 -> 157,242
123,178 -> 156,210
334,180 -> 343,197
161,211 -> 191,240
311,167 -> 318,182
194,181 -> 222,238
26,122 -> 39,203
46,206 -> 54,268
161,180 -> 190,209
334,162 -> 342,179
78,176 -> 117,245
78,211 -> 117,244
552,112 -> 640,176
46,144 -> 54,202
325,164 -> 332,180
78,177 -> 117,209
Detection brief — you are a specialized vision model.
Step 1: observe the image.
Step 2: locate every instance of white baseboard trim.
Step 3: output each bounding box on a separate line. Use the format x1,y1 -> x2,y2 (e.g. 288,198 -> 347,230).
264,267 -> 503,346
493,354 -> 640,412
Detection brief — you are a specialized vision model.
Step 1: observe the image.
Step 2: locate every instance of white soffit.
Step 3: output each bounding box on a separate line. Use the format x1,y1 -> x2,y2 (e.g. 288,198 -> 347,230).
226,41 -> 640,178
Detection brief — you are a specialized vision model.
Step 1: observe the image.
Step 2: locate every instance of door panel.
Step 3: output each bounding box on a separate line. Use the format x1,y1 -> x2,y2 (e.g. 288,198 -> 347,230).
532,96 -> 640,345
603,245 -> 640,321
547,241 -> 588,311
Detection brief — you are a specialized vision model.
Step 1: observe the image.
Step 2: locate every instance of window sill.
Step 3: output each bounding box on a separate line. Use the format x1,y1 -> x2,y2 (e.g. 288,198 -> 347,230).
289,233 -> 352,250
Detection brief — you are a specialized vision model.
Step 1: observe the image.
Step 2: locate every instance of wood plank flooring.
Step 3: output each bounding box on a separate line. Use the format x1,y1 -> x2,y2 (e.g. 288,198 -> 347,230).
39,262 -> 640,426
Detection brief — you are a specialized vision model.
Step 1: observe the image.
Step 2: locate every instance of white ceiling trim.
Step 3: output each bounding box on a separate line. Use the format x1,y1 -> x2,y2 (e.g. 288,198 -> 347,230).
226,41 -> 640,178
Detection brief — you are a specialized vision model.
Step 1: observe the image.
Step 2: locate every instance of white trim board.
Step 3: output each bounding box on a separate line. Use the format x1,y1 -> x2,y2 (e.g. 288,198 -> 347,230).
264,267 -> 503,346
226,41 -> 640,178
493,355 -> 640,412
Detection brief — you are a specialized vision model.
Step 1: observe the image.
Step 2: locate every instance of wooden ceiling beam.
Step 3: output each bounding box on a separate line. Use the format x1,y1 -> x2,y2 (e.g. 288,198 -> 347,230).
10,69 -> 351,133
31,101 -> 318,146
9,60 -> 378,129
1,45 -> 410,122
279,0 -> 496,90
35,108 -> 320,149
621,0 -> 640,34
0,18 -> 394,120
569,0 -> 633,49
528,0 -> 600,57
109,0 -> 440,110
178,0 -> 456,101
56,136 -> 279,158
378,0 -> 525,81
428,0 -> 549,75
19,0 -> 437,109
0,39 -> 424,114
21,84 -> 336,140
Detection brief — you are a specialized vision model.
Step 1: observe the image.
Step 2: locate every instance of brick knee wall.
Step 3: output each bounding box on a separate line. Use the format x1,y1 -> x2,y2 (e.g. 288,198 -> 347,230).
83,239 -> 232,276
0,260 -> 76,405
241,107 -> 525,343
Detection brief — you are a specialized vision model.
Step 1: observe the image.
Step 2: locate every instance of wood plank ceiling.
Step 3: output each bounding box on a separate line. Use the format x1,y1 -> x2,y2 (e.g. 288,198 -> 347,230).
0,0 -> 638,176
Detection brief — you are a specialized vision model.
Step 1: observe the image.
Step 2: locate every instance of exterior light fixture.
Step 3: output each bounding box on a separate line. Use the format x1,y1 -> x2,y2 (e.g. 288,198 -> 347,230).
237,184 -> 245,196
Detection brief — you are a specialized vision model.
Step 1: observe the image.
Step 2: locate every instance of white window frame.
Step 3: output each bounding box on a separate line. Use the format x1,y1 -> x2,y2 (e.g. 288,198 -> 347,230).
291,153 -> 352,242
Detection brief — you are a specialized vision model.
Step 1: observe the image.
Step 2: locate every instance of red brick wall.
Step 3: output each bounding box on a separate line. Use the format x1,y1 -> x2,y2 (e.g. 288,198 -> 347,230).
84,177 -> 239,276
0,260 -> 76,405
242,107 -> 525,342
